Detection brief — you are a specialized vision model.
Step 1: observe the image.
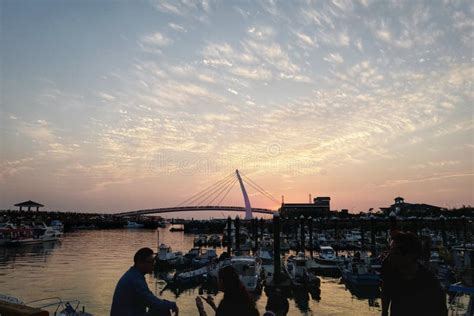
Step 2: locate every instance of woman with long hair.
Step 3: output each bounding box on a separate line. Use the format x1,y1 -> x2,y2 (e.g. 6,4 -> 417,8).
196,265 -> 259,316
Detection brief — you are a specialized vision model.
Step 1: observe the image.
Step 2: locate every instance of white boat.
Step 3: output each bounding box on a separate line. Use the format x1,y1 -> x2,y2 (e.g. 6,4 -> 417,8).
34,223 -> 62,242
5,223 -> 61,246
286,252 -> 320,288
124,221 -> 144,228
310,246 -> 342,275
230,256 -> 262,293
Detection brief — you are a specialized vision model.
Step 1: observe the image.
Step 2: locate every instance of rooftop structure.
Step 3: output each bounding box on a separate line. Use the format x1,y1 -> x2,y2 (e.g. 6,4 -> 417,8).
379,197 -> 445,216
14,200 -> 44,211
279,196 -> 331,218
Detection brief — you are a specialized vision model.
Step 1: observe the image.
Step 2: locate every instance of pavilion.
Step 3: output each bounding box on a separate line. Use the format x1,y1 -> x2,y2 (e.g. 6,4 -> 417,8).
14,200 -> 44,211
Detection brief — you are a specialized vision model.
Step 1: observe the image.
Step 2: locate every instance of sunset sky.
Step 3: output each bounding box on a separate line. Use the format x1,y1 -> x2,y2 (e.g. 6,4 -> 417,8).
1,0 -> 473,217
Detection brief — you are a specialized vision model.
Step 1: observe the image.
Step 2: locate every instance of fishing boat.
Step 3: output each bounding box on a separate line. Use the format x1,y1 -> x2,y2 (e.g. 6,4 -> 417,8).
192,248 -> 217,267
310,246 -> 342,276
184,247 -> 202,265
124,221 -> 144,228
207,234 -> 222,247
5,223 -> 61,246
169,224 -> 184,232
0,223 -> 21,246
155,244 -> 184,268
257,249 -> 274,283
231,256 -> 263,293
339,253 -> 380,287
286,252 -> 321,289
168,261 -> 224,286
33,223 -> 62,242
50,220 -> 64,232
193,234 -> 208,247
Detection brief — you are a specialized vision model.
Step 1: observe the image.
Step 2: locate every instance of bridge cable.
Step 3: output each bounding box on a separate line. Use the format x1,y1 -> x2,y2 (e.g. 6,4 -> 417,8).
241,172 -> 279,203
241,175 -> 280,205
208,177 -> 238,206
188,175 -> 236,206
242,179 -> 278,204
217,178 -> 238,206
195,176 -> 236,206
206,177 -> 236,205
176,172 -> 234,207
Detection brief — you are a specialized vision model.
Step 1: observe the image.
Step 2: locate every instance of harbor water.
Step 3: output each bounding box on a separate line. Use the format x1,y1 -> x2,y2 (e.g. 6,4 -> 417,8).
0,228 -> 381,315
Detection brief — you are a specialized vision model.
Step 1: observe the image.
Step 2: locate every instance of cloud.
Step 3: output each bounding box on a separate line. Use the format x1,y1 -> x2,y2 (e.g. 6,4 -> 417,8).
379,172 -> 473,187
295,32 -> 316,47
338,32 -> 350,46
247,25 -> 276,40
324,53 -> 344,64
243,40 -> 301,74
151,0 -> 214,22
168,23 -> 186,32
99,92 -> 115,101
141,32 -> 172,47
227,88 -> 239,95
230,66 -> 272,81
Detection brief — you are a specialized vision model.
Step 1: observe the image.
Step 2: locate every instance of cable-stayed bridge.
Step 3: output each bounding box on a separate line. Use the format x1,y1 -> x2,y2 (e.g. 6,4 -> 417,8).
115,170 -> 279,219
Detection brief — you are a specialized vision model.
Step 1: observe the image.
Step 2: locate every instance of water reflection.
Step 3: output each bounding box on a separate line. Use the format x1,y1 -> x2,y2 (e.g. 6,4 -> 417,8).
344,282 -> 380,300
0,240 -> 60,265
0,229 -> 381,315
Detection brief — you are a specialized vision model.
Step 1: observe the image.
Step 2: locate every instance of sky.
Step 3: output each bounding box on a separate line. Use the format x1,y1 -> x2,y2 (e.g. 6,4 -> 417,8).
1,0 -> 473,217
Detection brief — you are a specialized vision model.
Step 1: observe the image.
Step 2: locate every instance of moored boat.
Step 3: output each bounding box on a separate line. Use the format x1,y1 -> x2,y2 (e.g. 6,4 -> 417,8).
192,248 -> 217,267
155,244 -> 184,269
310,246 -> 342,276
230,256 -> 263,293
286,252 -> 321,289
339,254 -> 380,287
124,221 -> 144,228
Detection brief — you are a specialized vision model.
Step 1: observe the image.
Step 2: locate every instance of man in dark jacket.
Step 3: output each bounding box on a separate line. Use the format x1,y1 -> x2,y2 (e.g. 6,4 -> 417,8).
381,232 -> 447,316
111,248 -> 178,316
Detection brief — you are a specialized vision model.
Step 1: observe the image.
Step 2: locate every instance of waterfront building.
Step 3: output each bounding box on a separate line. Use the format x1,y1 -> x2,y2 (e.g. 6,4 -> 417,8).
379,196 -> 445,217
279,196 -> 332,218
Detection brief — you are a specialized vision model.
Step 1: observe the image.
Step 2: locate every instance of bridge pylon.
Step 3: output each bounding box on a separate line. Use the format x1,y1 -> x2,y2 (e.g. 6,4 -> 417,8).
235,169 -> 252,220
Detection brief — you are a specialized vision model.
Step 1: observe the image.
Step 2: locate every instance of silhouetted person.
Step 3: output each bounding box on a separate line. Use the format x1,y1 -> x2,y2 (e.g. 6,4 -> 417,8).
196,265 -> 259,316
265,289 -> 289,316
111,247 -> 178,316
381,232 -> 447,316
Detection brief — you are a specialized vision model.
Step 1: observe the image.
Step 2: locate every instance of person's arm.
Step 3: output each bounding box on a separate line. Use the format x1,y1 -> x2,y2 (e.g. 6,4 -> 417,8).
202,295 -> 217,312
195,297 -> 208,316
133,277 -> 178,314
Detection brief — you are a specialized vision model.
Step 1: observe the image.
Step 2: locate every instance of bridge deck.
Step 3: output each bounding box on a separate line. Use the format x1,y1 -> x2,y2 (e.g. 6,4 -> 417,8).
115,206 -> 275,217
